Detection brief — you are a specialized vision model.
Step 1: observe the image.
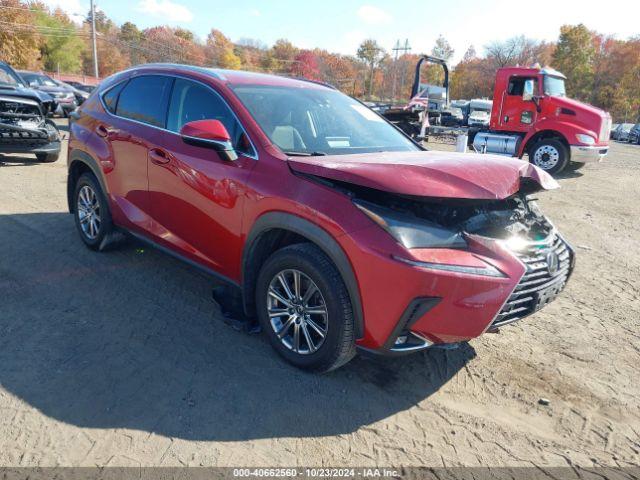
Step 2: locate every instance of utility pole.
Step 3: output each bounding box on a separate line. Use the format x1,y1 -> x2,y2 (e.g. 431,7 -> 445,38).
391,39 -> 411,102
90,0 -> 99,78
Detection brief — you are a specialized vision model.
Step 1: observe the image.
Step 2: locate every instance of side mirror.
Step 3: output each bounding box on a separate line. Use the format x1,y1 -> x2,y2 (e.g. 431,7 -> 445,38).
179,119 -> 238,161
522,79 -> 535,102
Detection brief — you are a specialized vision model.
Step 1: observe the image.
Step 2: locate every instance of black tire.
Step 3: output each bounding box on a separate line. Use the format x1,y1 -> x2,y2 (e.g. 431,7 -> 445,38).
529,138 -> 569,175
255,243 -> 356,372
73,172 -> 116,251
35,153 -> 59,163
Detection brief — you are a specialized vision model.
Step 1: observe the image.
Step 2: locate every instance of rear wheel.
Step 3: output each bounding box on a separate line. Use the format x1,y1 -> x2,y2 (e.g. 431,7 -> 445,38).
73,173 -> 117,251
529,138 -> 569,175
256,243 -> 356,372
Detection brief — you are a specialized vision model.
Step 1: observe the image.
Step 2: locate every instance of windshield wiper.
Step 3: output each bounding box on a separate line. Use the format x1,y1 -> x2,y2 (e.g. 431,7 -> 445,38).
283,151 -> 327,157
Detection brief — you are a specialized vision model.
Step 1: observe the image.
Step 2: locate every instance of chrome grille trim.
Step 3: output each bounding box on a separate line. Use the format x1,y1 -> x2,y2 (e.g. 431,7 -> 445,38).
492,233 -> 574,328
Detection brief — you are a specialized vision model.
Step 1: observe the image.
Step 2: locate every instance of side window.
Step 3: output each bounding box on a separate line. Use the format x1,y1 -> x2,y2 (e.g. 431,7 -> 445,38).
116,75 -> 173,128
167,78 -> 254,156
508,77 -> 536,96
102,80 -> 127,114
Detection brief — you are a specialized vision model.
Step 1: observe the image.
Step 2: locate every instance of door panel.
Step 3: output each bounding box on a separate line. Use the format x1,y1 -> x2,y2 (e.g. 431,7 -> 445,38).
147,78 -> 256,279
498,76 -> 538,132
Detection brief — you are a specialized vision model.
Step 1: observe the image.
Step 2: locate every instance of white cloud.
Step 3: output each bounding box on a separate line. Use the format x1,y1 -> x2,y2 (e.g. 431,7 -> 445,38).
356,5 -> 392,25
249,8 -> 261,17
136,0 -> 193,22
42,0 -> 85,24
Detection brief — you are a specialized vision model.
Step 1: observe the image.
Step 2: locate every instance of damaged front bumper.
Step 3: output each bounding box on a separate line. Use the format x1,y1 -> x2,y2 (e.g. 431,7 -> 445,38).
0,95 -> 61,157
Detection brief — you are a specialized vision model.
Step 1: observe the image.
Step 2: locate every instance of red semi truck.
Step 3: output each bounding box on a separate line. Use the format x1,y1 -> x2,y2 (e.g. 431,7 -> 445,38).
472,66 -> 611,174
384,58 -> 612,175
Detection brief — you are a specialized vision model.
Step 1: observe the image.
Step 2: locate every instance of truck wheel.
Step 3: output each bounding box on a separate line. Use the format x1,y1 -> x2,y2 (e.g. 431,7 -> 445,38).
256,243 -> 356,373
529,139 -> 568,175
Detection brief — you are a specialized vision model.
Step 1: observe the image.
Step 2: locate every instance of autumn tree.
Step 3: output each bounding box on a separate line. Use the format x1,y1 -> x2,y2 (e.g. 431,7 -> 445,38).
290,50 -> 320,80
553,24 -> 596,99
0,0 -> 42,68
206,29 -> 241,69
357,39 -> 385,98
35,8 -> 86,73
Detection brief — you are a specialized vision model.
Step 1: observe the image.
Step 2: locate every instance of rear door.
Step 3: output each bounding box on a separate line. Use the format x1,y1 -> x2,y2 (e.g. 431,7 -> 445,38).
147,77 -> 257,278
498,76 -> 538,131
104,75 -> 173,232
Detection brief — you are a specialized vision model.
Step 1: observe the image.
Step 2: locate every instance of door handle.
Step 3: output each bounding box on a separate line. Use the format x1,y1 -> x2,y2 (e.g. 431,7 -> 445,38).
149,148 -> 171,165
96,124 -> 118,138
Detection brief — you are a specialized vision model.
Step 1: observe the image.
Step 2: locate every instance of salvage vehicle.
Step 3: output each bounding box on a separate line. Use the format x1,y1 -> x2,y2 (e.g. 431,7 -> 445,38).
67,64 -> 575,371
53,78 -> 90,105
64,81 -> 96,94
628,123 -> 640,145
0,63 -> 61,162
0,61 -> 57,116
440,107 -> 464,127
18,70 -> 78,117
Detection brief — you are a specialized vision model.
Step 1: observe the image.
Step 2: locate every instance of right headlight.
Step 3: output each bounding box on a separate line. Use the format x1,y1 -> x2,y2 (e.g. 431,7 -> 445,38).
353,199 -> 466,249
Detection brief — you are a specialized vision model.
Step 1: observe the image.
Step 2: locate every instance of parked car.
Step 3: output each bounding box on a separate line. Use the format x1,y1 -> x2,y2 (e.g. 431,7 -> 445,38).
628,123 -> 640,144
52,78 -> 90,105
0,61 -> 61,162
610,123 -> 619,138
468,109 -> 490,127
612,123 -> 633,141
439,107 -> 464,127
67,64 -> 574,372
64,80 -> 96,94
0,61 -> 57,115
18,70 -> 77,117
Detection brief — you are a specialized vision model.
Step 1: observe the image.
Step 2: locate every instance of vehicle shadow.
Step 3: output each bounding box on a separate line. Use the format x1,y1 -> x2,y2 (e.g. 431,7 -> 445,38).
0,212 -> 476,441
0,154 -> 41,166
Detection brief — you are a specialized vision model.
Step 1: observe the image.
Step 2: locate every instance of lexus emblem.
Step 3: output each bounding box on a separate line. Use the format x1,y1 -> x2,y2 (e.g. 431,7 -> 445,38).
546,250 -> 559,276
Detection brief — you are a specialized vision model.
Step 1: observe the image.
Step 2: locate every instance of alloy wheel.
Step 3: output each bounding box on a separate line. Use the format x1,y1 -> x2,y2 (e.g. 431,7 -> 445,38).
77,185 -> 101,240
533,145 -> 560,170
267,269 -> 328,354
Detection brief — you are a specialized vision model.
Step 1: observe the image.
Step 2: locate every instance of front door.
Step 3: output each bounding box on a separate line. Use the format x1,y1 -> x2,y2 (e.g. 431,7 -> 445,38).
147,77 -> 257,279
498,76 -> 538,132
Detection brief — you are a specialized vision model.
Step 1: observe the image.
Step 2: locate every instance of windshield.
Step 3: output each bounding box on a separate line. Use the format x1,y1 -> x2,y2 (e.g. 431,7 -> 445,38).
232,85 -> 418,156
21,73 -> 57,87
0,64 -> 23,87
544,75 -> 566,97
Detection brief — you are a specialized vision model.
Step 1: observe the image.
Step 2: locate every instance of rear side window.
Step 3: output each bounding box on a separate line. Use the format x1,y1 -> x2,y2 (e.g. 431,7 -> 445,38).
102,80 -> 127,114
167,78 -> 254,156
116,75 -> 173,128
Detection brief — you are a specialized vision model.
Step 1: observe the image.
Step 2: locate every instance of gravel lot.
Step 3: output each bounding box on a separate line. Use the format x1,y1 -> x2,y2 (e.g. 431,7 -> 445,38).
0,121 -> 638,468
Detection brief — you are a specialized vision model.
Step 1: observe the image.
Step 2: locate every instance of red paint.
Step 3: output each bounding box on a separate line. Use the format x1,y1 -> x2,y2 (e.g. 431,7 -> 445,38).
68,65 -> 562,353
489,67 -> 611,156
180,119 -> 231,142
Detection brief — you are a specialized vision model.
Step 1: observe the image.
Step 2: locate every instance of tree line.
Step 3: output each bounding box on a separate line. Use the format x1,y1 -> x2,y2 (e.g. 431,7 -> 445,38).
1,0 -> 638,121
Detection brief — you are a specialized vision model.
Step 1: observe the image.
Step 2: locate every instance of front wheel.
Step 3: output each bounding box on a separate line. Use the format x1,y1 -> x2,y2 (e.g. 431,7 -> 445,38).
529,139 -> 569,175
73,173 -> 116,251
255,243 -> 356,372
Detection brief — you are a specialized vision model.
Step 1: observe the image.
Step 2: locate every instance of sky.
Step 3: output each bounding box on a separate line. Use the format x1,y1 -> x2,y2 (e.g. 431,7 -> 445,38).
44,0 -> 640,63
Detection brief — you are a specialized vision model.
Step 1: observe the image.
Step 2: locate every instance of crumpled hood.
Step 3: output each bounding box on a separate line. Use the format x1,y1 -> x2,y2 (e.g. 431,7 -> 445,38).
288,150 -> 559,200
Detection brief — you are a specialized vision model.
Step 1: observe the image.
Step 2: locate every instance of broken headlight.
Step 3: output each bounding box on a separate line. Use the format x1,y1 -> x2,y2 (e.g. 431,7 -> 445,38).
353,199 -> 467,249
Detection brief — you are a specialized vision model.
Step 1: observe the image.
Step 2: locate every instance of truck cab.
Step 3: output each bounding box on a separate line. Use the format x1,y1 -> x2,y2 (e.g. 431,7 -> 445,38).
475,66 -> 611,174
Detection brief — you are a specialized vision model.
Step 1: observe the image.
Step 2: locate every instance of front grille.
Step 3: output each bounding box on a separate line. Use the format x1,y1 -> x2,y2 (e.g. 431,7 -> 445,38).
493,234 -> 573,328
0,128 -> 50,145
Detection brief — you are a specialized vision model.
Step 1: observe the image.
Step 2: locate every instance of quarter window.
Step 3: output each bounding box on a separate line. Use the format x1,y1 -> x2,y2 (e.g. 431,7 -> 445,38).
102,80 -> 127,114
116,75 -> 173,128
167,78 -> 254,156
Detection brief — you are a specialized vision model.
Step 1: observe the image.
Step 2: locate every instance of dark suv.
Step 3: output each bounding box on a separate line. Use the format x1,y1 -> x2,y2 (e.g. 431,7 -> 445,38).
67,64 -> 574,372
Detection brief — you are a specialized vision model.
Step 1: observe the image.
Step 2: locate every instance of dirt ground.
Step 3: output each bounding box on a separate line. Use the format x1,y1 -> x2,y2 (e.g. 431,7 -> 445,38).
0,120 -> 638,468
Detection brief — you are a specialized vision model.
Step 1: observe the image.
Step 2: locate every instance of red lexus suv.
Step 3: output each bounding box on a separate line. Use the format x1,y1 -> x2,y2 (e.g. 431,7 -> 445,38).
67,64 -> 574,372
